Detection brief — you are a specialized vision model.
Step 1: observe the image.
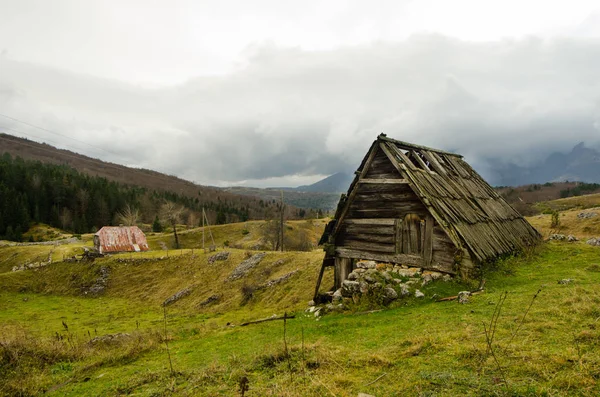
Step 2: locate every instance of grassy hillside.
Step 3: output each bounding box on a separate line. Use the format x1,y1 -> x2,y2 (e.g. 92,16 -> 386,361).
1,218 -> 600,396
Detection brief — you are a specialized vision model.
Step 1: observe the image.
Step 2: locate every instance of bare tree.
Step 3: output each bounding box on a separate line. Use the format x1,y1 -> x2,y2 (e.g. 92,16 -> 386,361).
160,201 -> 185,249
117,204 -> 140,226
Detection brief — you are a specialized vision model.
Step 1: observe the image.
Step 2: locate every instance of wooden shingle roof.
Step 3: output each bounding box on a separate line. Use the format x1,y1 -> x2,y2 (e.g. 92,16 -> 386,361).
337,134 -> 541,263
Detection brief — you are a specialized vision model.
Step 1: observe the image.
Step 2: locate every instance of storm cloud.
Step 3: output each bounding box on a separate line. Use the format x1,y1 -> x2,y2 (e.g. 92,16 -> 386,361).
1,34 -> 599,186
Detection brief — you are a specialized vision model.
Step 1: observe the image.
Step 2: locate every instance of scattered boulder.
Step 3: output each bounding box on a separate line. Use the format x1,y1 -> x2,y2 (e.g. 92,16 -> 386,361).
558,279 -> 574,285
199,294 -> 220,307
549,234 -> 567,241
567,235 -> 578,242
332,289 -> 343,303
415,289 -> 425,298
457,291 -> 471,304
577,212 -> 597,219
208,251 -> 230,264
586,238 -> 600,246
163,286 -> 193,306
86,266 -> 110,295
260,270 -> 299,289
228,253 -> 266,280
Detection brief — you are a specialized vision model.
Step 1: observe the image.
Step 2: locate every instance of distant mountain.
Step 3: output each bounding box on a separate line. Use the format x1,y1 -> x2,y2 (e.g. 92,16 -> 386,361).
491,143 -> 600,186
296,172 -> 353,193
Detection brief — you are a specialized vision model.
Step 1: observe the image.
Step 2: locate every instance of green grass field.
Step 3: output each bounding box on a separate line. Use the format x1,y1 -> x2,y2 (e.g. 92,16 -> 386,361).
1,218 -> 600,396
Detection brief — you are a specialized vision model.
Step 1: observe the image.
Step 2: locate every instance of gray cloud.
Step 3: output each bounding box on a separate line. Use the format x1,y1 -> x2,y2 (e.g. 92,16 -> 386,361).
1,35 -> 599,186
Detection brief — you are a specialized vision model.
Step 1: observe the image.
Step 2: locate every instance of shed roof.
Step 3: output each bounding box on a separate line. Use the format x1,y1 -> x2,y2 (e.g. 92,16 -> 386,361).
332,134 -> 541,263
94,226 -> 149,253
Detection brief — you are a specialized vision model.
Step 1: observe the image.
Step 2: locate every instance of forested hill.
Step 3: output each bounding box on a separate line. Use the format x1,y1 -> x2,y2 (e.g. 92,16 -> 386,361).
0,136 -> 309,241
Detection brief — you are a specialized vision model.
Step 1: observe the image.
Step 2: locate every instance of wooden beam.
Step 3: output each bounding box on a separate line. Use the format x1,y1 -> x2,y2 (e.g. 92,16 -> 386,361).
358,178 -> 409,184
335,247 -> 423,267
342,219 -> 396,226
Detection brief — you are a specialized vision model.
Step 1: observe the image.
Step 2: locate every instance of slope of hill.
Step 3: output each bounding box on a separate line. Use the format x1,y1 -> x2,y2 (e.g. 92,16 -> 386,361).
223,186 -> 340,212
0,133 -> 300,225
1,217 -> 599,395
295,172 -> 353,193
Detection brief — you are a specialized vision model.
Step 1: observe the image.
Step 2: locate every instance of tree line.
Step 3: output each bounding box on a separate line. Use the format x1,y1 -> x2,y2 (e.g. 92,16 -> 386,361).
0,153 -> 287,241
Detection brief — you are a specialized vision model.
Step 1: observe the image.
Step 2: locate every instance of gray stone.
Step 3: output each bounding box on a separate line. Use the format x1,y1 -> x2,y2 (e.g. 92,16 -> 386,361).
383,287 -> 398,303
163,286 -> 193,306
399,284 -> 410,296
332,289 -> 343,303
586,238 -> 600,246
347,272 -> 359,281
358,393 -> 375,397
341,280 -> 360,296
558,278 -> 574,285
208,251 -> 230,264
354,268 -> 366,274
415,289 -> 425,298
228,253 -> 266,280
364,275 -> 377,284
567,235 -> 578,242
457,291 -> 471,304
307,300 -> 315,307
381,271 -> 393,281
548,234 -> 567,241
359,281 -> 369,294
357,260 -> 377,269
442,274 -> 452,282
577,212 -> 597,219
396,268 -> 420,277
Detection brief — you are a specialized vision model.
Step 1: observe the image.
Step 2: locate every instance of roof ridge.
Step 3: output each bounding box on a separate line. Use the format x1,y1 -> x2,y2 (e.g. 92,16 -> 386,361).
377,133 -> 462,158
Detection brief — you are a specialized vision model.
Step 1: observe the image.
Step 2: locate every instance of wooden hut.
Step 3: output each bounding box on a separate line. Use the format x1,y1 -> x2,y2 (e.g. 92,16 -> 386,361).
315,134 -> 541,296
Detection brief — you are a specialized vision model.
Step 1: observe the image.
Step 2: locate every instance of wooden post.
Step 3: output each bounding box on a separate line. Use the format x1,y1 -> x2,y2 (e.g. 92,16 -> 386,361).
423,215 -> 434,267
280,190 -> 284,252
335,257 -> 352,289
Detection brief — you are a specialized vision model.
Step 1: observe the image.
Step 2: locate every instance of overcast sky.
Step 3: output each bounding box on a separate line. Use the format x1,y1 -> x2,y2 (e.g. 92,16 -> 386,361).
1,0 -> 599,187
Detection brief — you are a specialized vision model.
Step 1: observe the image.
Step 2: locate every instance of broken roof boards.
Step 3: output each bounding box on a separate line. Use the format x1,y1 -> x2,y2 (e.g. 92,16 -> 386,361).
318,134 -> 541,291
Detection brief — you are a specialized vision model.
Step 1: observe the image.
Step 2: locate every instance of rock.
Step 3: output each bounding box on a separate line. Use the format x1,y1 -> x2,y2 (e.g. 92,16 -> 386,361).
306,306 -> 317,313
567,235 -> 578,242
381,271 -> 392,281
307,300 -> 315,307
364,275 -> 377,284
261,270 -> 298,288
357,260 -> 376,269
558,279 -> 574,285
586,238 -> 600,246
358,393 -> 375,397
341,280 -> 360,296
396,268 -> 421,277
383,287 -> 398,303
199,294 -> 220,307
354,268 -> 366,274
332,289 -> 343,303
442,274 -> 452,282
87,266 -> 110,295
359,281 -> 369,294
228,253 -> 266,280
392,279 -> 403,284
347,272 -> 359,281
365,268 -> 378,275
548,234 -> 567,241
163,286 -> 193,306
415,289 -> 425,298
577,212 -> 598,219
457,291 -> 471,304
208,251 -> 230,264
422,271 -> 443,280
399,284 -> 410,296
